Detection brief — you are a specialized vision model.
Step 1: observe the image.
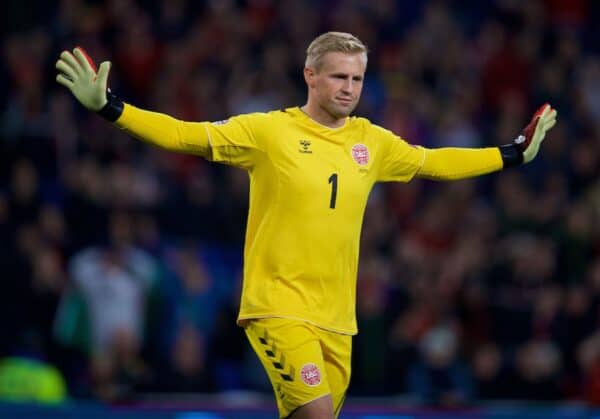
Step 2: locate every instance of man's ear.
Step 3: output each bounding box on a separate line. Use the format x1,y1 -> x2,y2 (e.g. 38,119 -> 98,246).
304,67 -> 315,89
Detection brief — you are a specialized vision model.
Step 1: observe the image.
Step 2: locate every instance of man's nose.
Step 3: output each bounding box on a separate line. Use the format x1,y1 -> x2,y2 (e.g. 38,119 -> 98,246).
341,79 -> 352,93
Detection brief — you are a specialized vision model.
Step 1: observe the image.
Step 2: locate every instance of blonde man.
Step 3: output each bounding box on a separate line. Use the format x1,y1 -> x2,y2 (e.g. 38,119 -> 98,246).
56,32 -> 556,418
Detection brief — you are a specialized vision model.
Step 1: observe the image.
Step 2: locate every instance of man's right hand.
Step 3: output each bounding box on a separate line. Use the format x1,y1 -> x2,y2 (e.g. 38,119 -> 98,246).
55,47 -> 111,112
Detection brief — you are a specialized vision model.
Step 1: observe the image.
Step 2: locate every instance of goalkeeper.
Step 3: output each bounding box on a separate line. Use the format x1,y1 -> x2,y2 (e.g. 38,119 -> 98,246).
56,32 -> 556,419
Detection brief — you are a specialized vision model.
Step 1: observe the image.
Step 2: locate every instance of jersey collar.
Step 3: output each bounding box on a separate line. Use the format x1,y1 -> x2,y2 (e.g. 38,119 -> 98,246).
286,107 -> 350,144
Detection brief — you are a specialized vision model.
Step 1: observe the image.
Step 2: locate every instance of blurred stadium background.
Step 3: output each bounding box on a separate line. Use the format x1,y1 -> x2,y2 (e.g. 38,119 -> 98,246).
1,0 -> 599,418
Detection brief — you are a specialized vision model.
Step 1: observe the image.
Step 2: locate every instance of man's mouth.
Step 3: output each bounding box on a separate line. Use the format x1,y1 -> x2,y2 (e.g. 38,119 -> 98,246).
336,97 -> 353,105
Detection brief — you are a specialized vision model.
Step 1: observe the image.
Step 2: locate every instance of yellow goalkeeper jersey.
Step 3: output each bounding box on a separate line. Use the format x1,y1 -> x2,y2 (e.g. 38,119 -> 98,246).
115,104 -> 503,335
201,107 -> 425,334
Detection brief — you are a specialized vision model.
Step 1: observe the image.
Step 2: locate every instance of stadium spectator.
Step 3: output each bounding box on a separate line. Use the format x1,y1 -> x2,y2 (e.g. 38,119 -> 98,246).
67,211 -> 159,399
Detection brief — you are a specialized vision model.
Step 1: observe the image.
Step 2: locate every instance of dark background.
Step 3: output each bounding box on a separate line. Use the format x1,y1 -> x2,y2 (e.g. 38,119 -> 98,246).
1,0 -> 599,408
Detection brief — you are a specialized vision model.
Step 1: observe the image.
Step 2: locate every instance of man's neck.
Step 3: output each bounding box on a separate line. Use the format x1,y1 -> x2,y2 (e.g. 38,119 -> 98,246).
300,103 -> 346,129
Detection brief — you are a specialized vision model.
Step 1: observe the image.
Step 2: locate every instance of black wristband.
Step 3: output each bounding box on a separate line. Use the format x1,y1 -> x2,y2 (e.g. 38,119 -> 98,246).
97,90 -> 124,122
498,144 -> 524,168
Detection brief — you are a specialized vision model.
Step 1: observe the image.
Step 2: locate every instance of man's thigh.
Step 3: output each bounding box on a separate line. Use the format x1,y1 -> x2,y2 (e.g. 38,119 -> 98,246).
245,318 -> 341,418
317,327 -> 351,417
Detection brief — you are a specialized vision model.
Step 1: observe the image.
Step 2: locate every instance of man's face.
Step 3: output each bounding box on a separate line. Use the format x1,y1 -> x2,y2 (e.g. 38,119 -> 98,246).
305,52 -> 366,119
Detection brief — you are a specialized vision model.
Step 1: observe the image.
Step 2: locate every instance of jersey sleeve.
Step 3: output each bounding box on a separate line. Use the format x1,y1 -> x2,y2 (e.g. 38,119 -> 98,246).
202,113 -> 267,170
115,104 -> 267,170
372,124 -> 426,182
417,147 -> 503,180
115,103 -> 213,156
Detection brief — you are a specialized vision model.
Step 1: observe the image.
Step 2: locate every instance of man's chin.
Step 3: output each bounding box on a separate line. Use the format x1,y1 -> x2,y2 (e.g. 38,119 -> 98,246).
329,103 -> 356,118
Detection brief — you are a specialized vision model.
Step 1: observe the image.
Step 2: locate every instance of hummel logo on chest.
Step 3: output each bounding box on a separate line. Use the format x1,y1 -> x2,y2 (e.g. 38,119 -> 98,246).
299,139 -> 313,154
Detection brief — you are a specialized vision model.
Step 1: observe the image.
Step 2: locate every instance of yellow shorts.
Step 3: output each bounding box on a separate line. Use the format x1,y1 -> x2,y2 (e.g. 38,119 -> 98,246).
244,317 -> 352,418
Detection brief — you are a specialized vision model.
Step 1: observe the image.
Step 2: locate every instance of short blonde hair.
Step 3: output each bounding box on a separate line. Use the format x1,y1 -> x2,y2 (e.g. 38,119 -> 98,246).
305,32 -> 368,71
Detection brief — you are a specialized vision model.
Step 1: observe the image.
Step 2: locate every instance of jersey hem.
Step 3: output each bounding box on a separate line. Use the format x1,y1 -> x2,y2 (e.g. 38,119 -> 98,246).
237,314 -> 357,336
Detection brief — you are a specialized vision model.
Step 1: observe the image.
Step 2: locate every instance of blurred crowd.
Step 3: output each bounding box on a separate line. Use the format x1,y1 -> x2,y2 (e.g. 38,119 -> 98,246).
1,0 -> 600,407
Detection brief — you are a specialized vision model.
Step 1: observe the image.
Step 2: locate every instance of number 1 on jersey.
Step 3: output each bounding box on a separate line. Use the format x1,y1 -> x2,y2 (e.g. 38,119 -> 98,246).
328,173 -> 338,209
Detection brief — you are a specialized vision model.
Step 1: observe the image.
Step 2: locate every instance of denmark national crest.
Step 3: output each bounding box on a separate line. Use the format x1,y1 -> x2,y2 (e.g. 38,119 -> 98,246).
300,363 -> 321,387
351,143 -> 369,165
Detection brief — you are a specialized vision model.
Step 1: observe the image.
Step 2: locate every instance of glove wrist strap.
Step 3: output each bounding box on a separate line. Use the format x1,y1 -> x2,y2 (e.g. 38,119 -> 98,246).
97,90 -> 124,122
498,144 -> 524,168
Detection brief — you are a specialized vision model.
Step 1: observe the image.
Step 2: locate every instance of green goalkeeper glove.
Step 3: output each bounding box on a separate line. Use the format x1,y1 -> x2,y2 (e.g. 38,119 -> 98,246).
55,47 -> 123,121
499,103 -> 558,167
55,47 -> 109,111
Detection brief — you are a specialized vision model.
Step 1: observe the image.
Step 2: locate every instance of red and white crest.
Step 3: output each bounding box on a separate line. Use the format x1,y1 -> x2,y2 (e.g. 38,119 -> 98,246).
351,143 -> 370,165
300,363 -> 321,387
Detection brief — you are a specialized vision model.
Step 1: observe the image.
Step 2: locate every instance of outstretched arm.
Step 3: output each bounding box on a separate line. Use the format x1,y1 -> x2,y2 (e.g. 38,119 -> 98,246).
416,104 -> 557,180
416,147 -> 503,180
56,47 -> 211,156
